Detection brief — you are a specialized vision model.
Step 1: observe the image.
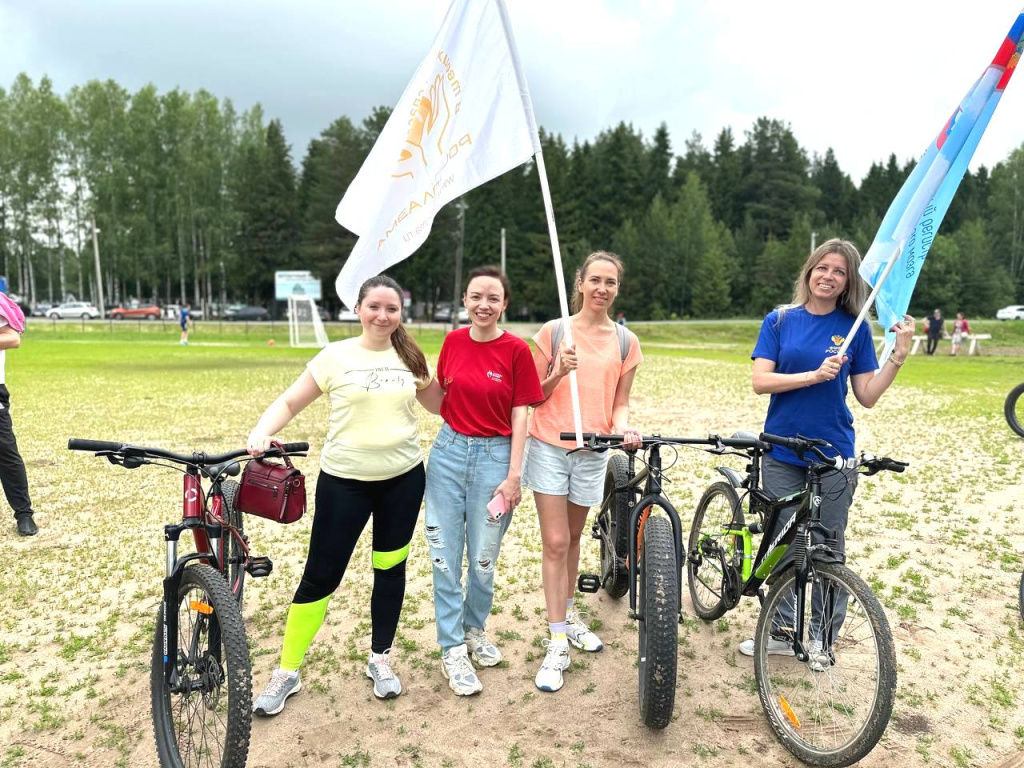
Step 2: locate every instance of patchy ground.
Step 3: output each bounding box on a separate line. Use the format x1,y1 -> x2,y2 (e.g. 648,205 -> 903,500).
0,340 -> 1022,768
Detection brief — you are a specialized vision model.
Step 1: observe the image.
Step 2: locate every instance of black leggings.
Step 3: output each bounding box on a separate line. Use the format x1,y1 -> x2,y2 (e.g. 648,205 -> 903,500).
294,464 -> 425,653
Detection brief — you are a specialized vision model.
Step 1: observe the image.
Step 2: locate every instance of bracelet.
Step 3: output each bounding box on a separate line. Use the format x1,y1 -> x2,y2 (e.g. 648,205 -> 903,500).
888,356 -> 905,368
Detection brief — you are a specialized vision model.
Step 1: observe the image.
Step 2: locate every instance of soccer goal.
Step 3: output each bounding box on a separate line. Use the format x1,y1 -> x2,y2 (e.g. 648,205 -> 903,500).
287,294 -> 329,348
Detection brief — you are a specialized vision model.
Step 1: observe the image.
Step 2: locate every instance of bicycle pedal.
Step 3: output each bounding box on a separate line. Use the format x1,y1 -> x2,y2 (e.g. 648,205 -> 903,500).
245,556 -> 274,578
590,523 -> 601,540
577,573 -> 601,593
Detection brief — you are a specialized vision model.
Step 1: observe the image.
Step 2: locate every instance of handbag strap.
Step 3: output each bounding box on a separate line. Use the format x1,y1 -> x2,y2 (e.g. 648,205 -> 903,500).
270,440 -> 295,469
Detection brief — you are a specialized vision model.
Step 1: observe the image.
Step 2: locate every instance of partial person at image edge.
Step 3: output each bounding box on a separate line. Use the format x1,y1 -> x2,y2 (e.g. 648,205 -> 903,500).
0,293 -> 38,536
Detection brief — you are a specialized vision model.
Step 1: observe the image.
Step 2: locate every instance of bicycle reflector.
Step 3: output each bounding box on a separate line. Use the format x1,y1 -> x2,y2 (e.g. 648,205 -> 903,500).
779,695 -> 802,729
189,601 -> 214,615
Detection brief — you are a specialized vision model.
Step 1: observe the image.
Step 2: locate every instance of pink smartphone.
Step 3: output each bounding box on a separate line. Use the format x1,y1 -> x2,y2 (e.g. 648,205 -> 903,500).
487,495 -> 507,520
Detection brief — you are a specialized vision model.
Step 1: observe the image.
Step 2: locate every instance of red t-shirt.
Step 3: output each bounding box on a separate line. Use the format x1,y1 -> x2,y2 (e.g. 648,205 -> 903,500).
438,328 -> 544,437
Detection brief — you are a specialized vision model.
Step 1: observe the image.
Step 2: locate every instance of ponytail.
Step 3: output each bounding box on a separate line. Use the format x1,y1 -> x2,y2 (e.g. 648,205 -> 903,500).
390,324 -> 429,382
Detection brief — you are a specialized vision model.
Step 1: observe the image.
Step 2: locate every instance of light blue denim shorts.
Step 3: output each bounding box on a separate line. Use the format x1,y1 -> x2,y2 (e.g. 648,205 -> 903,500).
522,435 -> 609,507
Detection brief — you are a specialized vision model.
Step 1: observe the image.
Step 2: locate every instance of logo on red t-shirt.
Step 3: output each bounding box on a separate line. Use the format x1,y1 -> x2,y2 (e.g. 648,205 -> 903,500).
486,370 -> 503,383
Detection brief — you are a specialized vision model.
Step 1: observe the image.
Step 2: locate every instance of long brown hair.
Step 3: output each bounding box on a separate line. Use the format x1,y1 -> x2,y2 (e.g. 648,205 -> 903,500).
571,251 -> 625,313
778,238 -> 868,320
356,276 -> 429,381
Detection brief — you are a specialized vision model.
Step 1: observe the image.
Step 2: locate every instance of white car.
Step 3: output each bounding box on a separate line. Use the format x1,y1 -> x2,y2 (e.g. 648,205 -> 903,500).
47,301 -> 101,319
996,304 -> 1024,320
337,308 -> 359,322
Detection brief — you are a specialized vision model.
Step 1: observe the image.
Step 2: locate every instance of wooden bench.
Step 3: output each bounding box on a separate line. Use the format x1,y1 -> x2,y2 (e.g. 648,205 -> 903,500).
874,334 -> 991,356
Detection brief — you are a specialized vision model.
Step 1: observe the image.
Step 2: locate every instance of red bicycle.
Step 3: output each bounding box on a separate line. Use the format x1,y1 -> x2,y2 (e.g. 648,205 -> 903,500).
68,438 -> 308,768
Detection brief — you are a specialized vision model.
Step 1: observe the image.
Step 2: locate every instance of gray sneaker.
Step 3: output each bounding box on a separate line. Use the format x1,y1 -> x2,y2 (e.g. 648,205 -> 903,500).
366,649 -> 402,699
441,644 -> 483,696
252,669 -> 301,716
465,626 -> 502,667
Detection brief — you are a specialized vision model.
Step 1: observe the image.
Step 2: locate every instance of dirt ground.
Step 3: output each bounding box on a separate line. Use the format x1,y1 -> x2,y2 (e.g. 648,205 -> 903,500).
1,354 -> 1022,768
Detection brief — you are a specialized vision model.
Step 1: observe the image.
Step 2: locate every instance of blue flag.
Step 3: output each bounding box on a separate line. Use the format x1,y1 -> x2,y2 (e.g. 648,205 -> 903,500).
859,10 -> 1024,363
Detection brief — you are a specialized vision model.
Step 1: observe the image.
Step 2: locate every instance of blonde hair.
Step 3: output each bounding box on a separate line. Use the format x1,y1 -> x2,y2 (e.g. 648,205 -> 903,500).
572,251 -> 625,314
778,238 -> 868,319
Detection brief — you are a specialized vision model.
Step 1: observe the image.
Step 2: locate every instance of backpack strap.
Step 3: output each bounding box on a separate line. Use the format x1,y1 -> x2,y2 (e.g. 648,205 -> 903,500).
546,319 -> 630,378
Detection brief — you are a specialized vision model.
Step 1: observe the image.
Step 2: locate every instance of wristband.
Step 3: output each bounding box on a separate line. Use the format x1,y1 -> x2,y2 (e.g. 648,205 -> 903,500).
888,356 -> 905,368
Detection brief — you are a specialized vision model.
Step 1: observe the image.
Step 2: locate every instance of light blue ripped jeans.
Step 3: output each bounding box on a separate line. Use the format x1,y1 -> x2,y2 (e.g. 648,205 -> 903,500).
425,422 -> 514,652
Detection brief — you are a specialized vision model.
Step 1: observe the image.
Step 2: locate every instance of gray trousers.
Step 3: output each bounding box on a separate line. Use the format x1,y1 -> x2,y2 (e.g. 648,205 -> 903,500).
762,454 -> 857,644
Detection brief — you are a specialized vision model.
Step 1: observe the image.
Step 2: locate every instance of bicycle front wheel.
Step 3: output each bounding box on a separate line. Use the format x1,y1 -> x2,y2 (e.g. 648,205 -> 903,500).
637,515 -> 679,730
754,561 -> 895,767
687,482 -> 742,620
151,564 -> 252,768
1006,383 -> 1024,438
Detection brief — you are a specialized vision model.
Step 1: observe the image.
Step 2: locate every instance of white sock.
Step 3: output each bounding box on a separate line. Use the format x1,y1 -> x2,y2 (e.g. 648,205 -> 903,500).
566,598 -> 575,615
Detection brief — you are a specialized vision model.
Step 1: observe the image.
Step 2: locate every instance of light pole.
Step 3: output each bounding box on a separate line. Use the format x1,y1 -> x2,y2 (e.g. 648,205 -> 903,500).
91,215 -> 105,317
500,227 -> 506,323
451,199 -> 468,333
810,231 -> 818,255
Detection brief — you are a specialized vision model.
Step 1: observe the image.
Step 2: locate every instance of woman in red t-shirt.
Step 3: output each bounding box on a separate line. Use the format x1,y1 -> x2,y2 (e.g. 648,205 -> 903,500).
424,266 -> 544,697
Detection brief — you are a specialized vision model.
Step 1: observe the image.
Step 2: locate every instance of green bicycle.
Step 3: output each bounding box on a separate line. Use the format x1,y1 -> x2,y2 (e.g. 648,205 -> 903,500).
687,432 -> 903,767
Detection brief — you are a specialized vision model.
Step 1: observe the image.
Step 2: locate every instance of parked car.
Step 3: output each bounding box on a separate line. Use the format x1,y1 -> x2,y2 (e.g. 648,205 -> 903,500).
109,301 -> 161,320
223,305 -> 270,322
285,305 -> 331,322
31,303 -> 52,317
433,305 -> 469,323
338,308 -> 359,322
996,304 -> 1024,320
47,301 -> 101,319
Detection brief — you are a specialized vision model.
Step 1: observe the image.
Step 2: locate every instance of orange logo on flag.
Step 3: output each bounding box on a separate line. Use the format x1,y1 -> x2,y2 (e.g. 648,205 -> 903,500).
394,73 -> 452,180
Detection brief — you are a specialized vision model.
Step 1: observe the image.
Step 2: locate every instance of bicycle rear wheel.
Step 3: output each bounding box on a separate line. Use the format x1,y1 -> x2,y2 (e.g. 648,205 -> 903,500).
754,562 -> 895,767
152,564 -> 252,768
220,478 -> 245,604
1006,383 -> 1024,438
637,515 -> 679,730
687,482 -> 742,620
600,453 -> 631,598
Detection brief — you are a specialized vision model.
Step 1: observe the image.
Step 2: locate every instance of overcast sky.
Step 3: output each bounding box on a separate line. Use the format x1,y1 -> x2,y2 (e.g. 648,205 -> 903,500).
1,1 -> 1022,183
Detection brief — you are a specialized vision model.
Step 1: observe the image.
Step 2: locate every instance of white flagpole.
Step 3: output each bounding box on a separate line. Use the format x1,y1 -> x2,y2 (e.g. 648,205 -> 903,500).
494,0 -> 583,446
838,240 -> 904,359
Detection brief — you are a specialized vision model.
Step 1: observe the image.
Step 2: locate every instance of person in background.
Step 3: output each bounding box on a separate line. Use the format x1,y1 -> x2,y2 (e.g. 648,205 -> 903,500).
248,275 -> 442,715
0,293 -> 36,536
925,308 -> 943,355
179,303 -> 191,346
950,312 -> 971,356
425,266 -> 543,696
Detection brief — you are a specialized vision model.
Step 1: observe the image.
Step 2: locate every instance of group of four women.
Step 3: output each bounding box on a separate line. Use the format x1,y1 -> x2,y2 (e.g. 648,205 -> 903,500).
245,238 -> 913,715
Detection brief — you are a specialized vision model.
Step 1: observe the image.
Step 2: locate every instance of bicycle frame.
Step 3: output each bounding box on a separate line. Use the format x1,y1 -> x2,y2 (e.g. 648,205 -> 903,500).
161,470 -> 235,688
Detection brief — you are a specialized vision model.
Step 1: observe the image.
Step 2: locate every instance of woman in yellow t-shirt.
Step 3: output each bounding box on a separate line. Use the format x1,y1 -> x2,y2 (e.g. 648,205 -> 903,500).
524,251 -> 643,692
246,275 -> 442,714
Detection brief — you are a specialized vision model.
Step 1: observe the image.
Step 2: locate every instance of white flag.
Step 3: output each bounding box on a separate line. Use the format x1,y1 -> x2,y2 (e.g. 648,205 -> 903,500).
335,0 -> 541,308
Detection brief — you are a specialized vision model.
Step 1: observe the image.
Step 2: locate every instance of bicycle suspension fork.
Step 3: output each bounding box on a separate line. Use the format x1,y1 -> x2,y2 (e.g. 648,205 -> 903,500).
790,470 -> 824,662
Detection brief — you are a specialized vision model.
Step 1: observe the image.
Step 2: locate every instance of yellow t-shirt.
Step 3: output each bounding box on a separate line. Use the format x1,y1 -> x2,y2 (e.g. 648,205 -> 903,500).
307,337 -> 430,481
530,319 -> 643,448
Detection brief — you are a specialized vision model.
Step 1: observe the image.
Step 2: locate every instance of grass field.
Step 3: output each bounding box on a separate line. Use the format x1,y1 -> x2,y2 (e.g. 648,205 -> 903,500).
0,321 -> 1022,768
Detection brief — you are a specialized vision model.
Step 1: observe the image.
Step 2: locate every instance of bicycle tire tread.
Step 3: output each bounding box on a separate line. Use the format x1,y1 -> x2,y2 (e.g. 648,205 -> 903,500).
638,515 -> 679,730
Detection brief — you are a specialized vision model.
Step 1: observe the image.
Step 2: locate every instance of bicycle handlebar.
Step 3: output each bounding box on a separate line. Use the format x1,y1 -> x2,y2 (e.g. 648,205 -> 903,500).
67,438 -> 310,467
559,432 -> 771,451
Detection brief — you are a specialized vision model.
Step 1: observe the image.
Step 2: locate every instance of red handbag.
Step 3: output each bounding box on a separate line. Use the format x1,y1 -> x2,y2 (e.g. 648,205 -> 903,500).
236,443 -> 306,524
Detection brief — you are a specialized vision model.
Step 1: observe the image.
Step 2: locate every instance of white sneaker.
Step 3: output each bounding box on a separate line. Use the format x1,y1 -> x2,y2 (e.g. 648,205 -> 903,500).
565,611 -> 603,652
534,640 -> 571,692
366,649 -> 402,699
465,626 -> 502,667
441,644 -> 483,696
738,636 -> 794,657
252,669 -> 301,716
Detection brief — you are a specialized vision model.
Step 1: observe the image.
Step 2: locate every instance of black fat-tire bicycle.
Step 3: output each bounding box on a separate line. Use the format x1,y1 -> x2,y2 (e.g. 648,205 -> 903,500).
564,431 -> 686,729
68,438 -> 307,768
687,432 -> 903,767
1006,382 -> 1024,438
